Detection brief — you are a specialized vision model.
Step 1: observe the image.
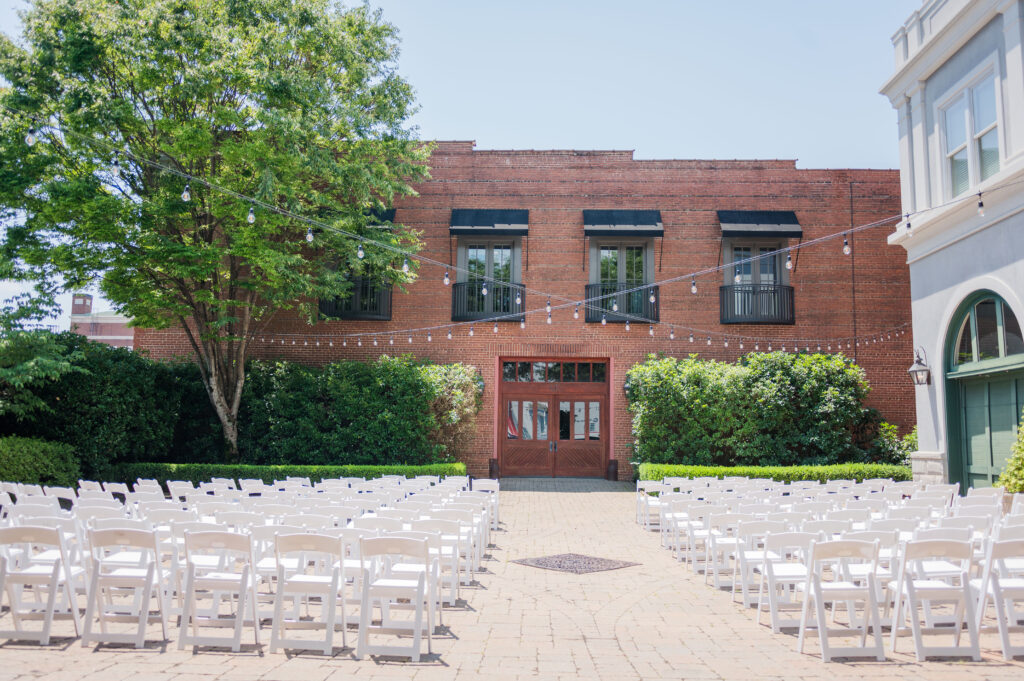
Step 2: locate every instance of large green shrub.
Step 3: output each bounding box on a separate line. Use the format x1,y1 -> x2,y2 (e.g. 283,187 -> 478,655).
638,462 -> 912,483
107,462 -> 467,489
0,436 -> 80,487
628,352 -> 890,468
238,356 -> 479,466
996,408 -> 1024,493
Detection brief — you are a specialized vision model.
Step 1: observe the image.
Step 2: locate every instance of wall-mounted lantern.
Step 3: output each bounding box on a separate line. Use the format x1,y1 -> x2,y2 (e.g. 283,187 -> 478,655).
908,348 -> 931,386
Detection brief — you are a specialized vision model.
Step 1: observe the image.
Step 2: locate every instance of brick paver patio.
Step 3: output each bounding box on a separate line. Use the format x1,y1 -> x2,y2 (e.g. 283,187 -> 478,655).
3,478 -> 1023,680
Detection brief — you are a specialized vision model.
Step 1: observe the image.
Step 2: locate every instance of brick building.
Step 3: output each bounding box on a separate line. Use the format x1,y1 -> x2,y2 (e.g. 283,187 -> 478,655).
69,293 -> 134,349
136,142 -> 913,478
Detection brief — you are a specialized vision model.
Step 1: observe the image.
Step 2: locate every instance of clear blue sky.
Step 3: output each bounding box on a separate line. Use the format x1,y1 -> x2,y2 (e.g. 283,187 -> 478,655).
0,0 -> 921,323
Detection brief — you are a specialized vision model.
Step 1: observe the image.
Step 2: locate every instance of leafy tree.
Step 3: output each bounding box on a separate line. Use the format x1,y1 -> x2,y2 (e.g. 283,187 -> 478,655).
0,0 -> 429,458
996,408 -> 1024,494
0,328 -> 83,420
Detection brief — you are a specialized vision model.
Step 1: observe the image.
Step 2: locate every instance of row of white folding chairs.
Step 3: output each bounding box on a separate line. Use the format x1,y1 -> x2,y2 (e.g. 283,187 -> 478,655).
0,524 -> 454,660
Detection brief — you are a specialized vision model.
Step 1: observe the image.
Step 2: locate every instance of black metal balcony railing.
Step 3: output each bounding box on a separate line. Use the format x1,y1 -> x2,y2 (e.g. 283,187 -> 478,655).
719,283 -> 795,325
318,278 -> 393,321
584,283 -> 659,323
451,281 -> 525,322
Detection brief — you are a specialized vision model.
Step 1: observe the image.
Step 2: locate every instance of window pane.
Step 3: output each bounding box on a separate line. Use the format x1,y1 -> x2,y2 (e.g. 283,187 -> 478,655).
976,299 -> 999,360
537,402 -> 548,440
591,363 -> 607,382
493,245 -> 512,283
507,401 -> 519,439
577,363 -> 591,382
625,246 -> 644,284
467,246 -> 486,279
978,128 -> 1000,182
546,362 -> 560,382
502,362 -> 516,382
532,362 -> 546,382
1004,304 -> 1024,356
600,247 -> 618,284
589,401 -> 600,441
733,246 -> 752,283
562,362 -> 576,382
950,148 -> 969,197
759,247 -> 777,285
518,361 -> 531,381
945,96 -> 967,151
573,402 -> 585,440
955,315 -> 973,365
972,76 -> 997,131
522,401 -> 534,440
559,401 -> 571,440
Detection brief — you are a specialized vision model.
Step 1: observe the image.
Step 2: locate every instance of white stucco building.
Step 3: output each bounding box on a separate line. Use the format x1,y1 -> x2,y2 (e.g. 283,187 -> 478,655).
882,0 -> 1024,488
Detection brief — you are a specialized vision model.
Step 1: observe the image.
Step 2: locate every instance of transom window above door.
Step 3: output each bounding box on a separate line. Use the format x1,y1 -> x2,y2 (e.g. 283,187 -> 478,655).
951,295 -> 1024,370
502,361 -> 607,383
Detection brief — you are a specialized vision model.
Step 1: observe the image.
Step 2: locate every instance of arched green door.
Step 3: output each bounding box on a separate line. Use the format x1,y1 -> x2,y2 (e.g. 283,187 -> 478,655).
945,293 -> 1024,489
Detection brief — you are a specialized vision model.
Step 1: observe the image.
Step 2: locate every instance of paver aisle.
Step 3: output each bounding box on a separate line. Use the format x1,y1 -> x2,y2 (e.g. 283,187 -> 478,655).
3,478 -> 1023,680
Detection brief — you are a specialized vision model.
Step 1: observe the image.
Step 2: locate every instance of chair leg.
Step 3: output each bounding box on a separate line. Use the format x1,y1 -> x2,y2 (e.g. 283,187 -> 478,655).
269,584 -> 285,654
355,575 -> 370,660
81,569 -> 100,647
178,569 -> 193,650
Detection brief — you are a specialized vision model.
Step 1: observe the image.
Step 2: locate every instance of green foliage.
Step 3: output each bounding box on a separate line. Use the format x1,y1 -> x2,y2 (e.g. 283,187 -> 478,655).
0,0 -> 431,456
106,462 -> 466,489
626,355 -> 743,465
0,329 -> 84,420
996,408 -> 1024,494
0,436 -> 80,487
238,355 -> 479,465
864,422 -> 916,466
0,332 -> 185,478
627,352 -> 888,467
638,462 -> 912,484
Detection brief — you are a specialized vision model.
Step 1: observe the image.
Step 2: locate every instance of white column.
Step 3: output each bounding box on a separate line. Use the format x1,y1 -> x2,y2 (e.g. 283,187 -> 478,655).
897,97 -> 916,213
1000,0 -> 1024,160
908,83 -> 932,211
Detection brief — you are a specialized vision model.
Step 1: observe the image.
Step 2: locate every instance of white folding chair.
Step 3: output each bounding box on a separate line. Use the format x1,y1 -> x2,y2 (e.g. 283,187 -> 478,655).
754,531 -> 816,632
888,539 -> 980,661
971,537 -> 1024,660
733,520 -> 788,607
81,528 -> 169,648
0,525 -> 84,644
269,533 -> 346,655
797,539 -> 885,661
178,530 -> 260,652
356,536 -> 433,661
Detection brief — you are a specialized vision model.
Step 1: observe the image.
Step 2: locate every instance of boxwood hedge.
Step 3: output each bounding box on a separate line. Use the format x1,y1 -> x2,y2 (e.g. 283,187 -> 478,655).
638,462 -> 912,483
0,436 -> 80,487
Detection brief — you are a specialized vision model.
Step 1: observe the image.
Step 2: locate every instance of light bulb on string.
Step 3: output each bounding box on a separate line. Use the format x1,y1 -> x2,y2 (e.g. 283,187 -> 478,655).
291,339 -> 296,345
303,339 -> 308,346
329,340 -> 334,347
357,244 -> 364,259
724,339 -> 729,348
24,127 -> 36,147
249,206 -> 257,225
625,320 -> 630,332
601,314 -> 607,326
669,327 -> 675,340
768,343 -> 772,351
827,344 -> 831,351
546,299 -> 551,314
481,282 -> 487,296
408,335 -> 413,344
817,344 -> 821,352
358,338 -> 362,346
373,338 -> 378,346
612,301 -> 619,312
734,267 -> 741,284
520,318 -> 526,329
443,270 -> 450,286
905,214 -> 911,233
316,340 -> 320,346
843,235 -> 851,255
781,344 -> 786,352
342,339 -> 347,347
755,343 -> 759,351
447,330 -> 452,340
648,325 -> 654,337
739,340 -> 744,349
706,336 -> 711,346
691,278 -> 697,295
648,290 -> 656,304
804,346 -> 809,353
388,337 -> 394,346
573,304 -> 579,320
546,312 -> 552,325
468,326 -> 474,337
427,332 -> 432,342
493,322 -> 498,334
689,333 -> 694,343
111,158 -> 120,178
785,253 -> 792,270
977,193 -> 985,217
402,258 -> 409,273
515,292 -> 521,305
181,184 -> 191,202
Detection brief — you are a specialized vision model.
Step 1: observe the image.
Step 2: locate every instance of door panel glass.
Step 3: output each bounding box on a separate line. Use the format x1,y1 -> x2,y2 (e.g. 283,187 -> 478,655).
591,363 -> 606,382
559,401 -> 571,440
599,247 -> 618,284
1005,305 -> 1024,356
518,361 -> 532,381
989,379 -> 1016,474
589,401 -> 600,440
532,362 -> 546,382
546,362 -> 560,382
759,247 -> 777,285
507,401 -> 519,439
577,363 -> 591,382
624,246 -> 644,284
975,299 -> 999,360
733,246 -> 752,284
955,316 -> 973,365
573,402 -> 585,440
493,245 -> 512,283
963,382 -> 988,471
562,362 -> 576,382
502,362 -> 516,381
537,401 -> 549,441
522,401 -> 534,440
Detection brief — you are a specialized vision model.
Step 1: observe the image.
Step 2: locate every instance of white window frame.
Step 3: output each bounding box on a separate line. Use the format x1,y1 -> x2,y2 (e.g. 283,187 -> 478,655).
934,54 -> 1004,199
455,237 -> 522,284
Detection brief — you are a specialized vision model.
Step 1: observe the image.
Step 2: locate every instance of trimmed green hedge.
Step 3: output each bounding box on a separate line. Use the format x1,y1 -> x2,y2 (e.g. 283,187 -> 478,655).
0,436 -> 80,487
105,462 -> 467,488
638,462 -> 912,483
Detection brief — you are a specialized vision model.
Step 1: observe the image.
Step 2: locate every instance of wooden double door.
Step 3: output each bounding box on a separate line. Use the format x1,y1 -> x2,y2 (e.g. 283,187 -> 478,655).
957,372 -> 1024,488
499,359 -> 608,477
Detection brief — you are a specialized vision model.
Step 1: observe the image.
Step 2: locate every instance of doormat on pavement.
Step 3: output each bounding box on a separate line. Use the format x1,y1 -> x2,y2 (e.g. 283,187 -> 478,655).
512,553 -> 640,574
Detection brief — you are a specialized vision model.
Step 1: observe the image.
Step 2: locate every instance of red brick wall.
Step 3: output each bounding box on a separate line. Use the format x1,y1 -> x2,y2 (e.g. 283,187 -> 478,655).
135,143 -> 913,479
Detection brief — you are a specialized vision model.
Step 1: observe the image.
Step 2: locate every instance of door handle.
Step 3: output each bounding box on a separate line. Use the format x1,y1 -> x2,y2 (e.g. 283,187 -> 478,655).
553,441 -> 558,452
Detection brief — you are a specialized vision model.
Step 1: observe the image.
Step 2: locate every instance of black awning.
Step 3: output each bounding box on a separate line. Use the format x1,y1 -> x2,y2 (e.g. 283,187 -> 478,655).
717,210 -> 802,238
582,210 -> 663,237
366,208 -> 396,224
449,209 -> 529,236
